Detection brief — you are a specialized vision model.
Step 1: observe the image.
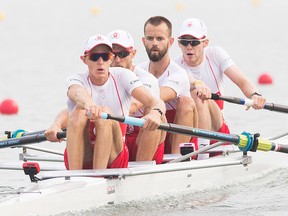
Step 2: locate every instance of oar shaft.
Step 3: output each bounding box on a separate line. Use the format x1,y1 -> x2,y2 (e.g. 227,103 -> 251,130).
272,143 -> 288,153
257,138 -> 288,153
101,113 -> 288,154
263,103 -> 288,113
0,132 -> 66,149
101,113 -> 239,143
158,123 -> 239,143
211,93 -> 288,114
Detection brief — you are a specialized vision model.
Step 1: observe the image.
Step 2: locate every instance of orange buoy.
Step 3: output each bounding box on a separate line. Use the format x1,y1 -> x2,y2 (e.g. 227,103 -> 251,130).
258,73 -> 273,85
0,98 -> 19,115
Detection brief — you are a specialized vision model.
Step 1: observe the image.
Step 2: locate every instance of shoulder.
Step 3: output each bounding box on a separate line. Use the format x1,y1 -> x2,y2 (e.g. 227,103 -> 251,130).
173,55 -> 183,65
169,61 -> 187,75
66,71 -> 88,87
205,45 -> 229,57
135,66 -> 156,79
137,61 -> 149,71
67,71 -> 87,81
110,67 -> 135,77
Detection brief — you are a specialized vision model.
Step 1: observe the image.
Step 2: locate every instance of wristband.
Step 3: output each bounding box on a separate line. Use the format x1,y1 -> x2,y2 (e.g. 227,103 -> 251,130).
250,92 -> 262,98
152,108 -> 163,116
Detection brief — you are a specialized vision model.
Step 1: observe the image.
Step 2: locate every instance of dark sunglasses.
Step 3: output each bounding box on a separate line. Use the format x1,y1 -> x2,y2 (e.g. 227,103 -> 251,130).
178,39 -> 205,47
112,50 -> 131,58
85,52 -> 114,62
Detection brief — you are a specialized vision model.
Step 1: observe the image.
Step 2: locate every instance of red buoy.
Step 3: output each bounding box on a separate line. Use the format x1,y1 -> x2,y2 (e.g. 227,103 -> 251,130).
258,73 -> 273,85
0,99 -> 19,115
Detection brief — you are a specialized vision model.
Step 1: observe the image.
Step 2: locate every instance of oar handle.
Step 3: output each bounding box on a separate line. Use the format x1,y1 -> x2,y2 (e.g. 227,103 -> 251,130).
211,93 -> 253,106
101,113 -> 145,126
211,93 -> 288,114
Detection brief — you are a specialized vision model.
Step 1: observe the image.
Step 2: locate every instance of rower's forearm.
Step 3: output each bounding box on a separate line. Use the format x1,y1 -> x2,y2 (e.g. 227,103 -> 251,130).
68,86 -> 93,109
151,99 -> 166,116
53,109 -> 69,128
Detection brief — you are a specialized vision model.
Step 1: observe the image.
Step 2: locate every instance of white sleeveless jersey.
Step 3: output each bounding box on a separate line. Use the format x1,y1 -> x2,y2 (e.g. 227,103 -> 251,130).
139,61 -> 191,110
66,67 -> 143,116
174,46 -> 235,95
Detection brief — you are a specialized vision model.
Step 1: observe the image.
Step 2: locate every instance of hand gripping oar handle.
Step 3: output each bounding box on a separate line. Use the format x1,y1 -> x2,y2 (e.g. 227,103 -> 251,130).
101,113 -> 288,154
0,131 -> 66,149
211,93 -> 288,114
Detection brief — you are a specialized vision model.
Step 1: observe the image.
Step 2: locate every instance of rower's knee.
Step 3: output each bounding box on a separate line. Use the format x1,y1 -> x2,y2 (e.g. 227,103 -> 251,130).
68,107 -> 87,129
94,106 -> 113,130
177,96 -> 197,114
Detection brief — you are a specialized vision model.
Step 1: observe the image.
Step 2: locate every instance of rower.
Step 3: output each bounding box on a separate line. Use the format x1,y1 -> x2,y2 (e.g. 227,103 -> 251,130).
174,18 -> 266,158
107,29 -> 167,164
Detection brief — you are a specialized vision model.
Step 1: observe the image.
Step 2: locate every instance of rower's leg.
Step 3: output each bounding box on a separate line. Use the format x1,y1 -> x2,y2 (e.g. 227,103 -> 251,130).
66,107 -> 91,170
108,120 -> 126,164
93,109 -> 113,169
208,100 -> 224,132
93,107 -> 125,169
136,107 -> 167,161
191,92 -> 224,159
191,91 -> 223,131
171,96 -> 198,154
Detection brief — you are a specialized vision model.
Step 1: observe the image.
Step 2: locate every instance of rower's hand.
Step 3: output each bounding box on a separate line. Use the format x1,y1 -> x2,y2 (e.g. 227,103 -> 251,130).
247,95 -> 266,110
44,125 -> 65,142
195,81 -> 212,101
85,104 -> 102,122
142,110 -> 162,131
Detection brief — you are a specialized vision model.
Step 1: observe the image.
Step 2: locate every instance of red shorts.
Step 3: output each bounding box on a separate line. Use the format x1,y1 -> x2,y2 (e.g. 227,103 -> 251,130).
64,121 -> 128,170
164,109 -> 198,154
211,120 -> 230,144
63,143 -> 129,170
126,124 -> 164,164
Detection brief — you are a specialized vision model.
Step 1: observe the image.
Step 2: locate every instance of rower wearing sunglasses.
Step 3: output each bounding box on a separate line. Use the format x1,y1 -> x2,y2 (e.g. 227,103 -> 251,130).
64,34 -> 165,170
174,18 -> 266,158
107,29 -> 166,164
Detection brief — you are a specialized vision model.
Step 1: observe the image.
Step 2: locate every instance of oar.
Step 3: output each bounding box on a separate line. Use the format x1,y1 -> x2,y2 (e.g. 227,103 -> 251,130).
4,129 -> 46,139
211,93 -> 288,114
101,113 -> 288,154
0,131 -> 66,149
4,128 -> 67,139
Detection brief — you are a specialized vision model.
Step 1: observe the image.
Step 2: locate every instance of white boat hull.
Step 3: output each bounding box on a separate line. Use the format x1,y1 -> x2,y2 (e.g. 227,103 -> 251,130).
0,151 -> 287,216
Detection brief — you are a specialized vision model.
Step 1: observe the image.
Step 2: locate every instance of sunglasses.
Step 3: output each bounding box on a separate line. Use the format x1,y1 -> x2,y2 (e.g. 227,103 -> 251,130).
112,50 -> 131,58
178,39 -> 206,47
85,52 -> 114,62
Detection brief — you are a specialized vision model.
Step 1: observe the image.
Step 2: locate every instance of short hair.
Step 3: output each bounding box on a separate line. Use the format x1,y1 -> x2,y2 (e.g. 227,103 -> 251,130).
144,16 -> 172,37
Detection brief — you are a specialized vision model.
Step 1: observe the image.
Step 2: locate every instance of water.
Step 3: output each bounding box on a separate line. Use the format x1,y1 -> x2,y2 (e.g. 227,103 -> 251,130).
1,0 -> 288,215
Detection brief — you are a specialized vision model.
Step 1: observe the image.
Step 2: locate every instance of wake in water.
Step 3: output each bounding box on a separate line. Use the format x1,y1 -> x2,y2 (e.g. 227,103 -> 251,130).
54,168 -> 288,216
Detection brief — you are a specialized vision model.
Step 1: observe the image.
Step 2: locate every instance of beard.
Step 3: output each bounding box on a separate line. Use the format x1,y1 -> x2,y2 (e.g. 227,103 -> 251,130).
145,45 -> 168,62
